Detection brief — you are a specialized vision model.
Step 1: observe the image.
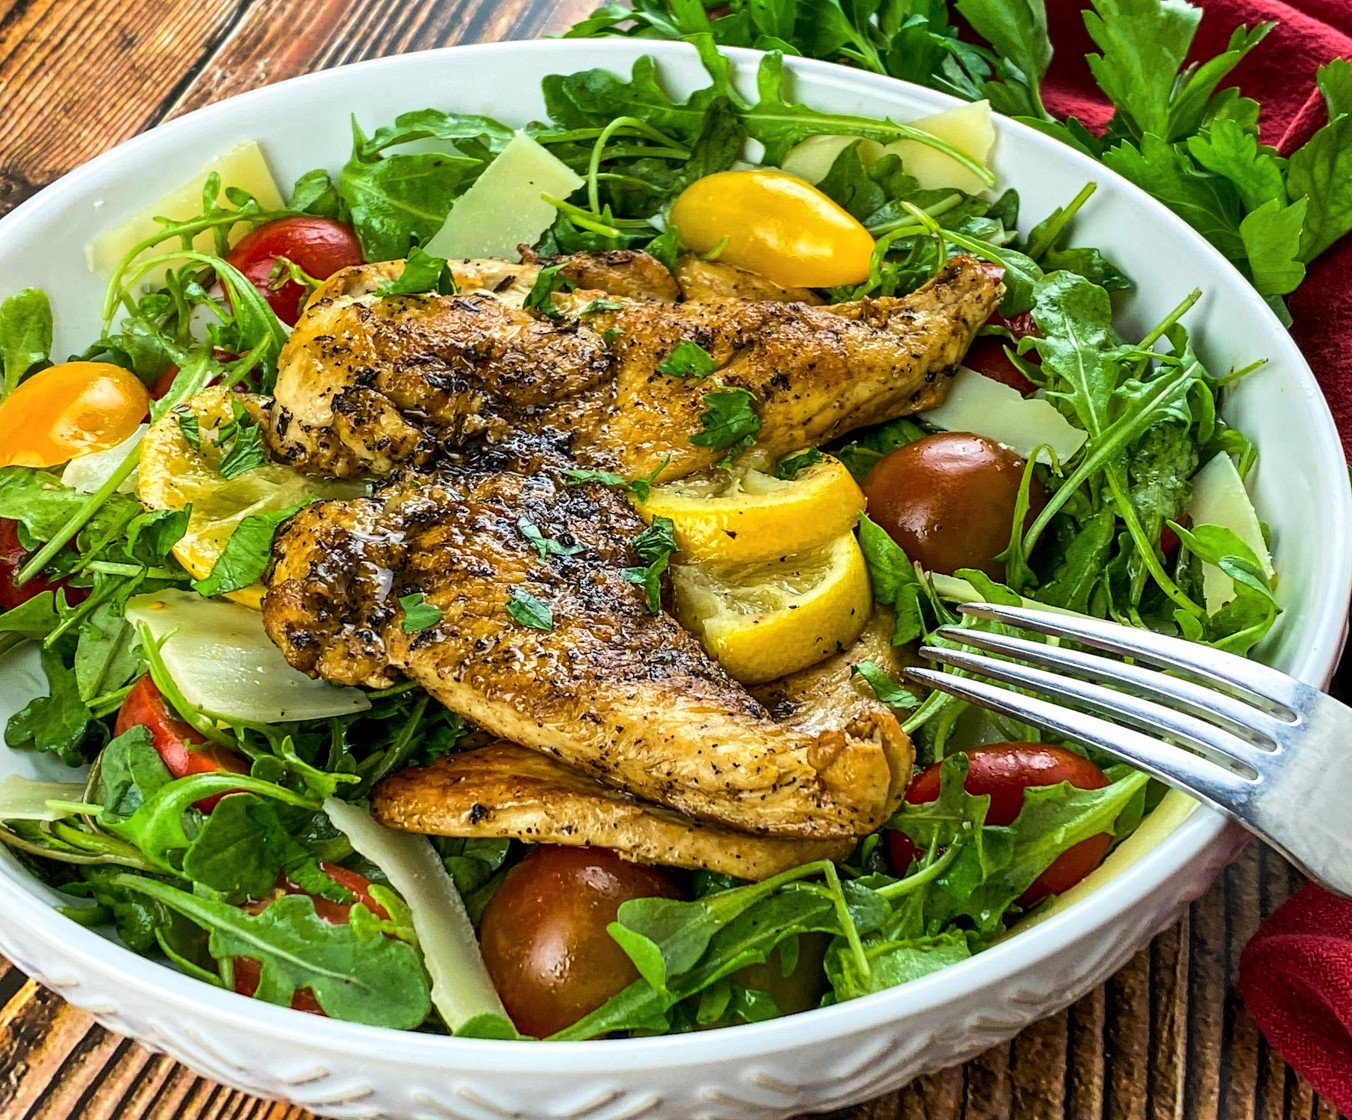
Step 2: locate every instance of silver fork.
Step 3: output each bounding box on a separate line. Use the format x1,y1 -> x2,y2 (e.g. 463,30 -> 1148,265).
904,601 -> 1352,898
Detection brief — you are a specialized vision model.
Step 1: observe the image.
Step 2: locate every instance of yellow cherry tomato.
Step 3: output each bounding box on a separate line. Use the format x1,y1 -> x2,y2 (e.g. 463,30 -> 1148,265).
669,169 -> 875,288
0,361 -> 150,468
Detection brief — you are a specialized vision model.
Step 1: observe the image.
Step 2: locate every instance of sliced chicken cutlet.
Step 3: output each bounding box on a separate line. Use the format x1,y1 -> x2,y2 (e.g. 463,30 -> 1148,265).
370,741 -> 853,879
673,254 -> 824,304
263,436 -> 911,840
265,254 -> 1002,480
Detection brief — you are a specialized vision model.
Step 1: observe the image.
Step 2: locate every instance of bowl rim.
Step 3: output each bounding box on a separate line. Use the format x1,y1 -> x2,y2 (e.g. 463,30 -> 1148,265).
0,36 -> 1348,1070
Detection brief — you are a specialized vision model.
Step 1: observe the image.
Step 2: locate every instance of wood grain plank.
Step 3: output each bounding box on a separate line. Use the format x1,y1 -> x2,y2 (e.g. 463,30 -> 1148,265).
0,0 -> 251,212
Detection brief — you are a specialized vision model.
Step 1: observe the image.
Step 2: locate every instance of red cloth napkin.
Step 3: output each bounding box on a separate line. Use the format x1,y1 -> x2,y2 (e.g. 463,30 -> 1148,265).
1039,0 -> 1352,461
1035,2 -> 1352,1110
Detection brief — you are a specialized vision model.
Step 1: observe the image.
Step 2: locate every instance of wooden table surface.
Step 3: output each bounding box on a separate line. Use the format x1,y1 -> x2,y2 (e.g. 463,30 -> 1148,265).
0,1 -> 1346,1117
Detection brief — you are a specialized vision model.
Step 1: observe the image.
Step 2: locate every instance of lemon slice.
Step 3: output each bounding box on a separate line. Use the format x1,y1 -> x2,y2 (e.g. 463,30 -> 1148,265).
138,386 -> 364,608
672,531 -> 872,685
638,453 -> 865,564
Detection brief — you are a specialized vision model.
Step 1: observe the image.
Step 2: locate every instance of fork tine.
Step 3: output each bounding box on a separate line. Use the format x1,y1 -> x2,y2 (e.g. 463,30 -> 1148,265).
920,645 -> 1271,776
933,625 -> 1290,745
904,667 -> 1250,813
956,602 -> 1301,711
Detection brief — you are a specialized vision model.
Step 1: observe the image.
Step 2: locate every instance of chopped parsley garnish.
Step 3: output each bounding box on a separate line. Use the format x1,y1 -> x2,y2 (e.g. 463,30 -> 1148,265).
602,325 -> 624,346
774,448 -> 824,479
175,409 -> 201,452
399,592 -> 443,633
191,504 -> 304,597
517,515 -> 584,562
579,298 -> 624,316
378,247 -> 458,296
523,265 -> 576,318
689,388 -> 761,455
506,589 -> 554,630
657,339 -> 717,378
622,516 -> 678,613
561,455 -> 671,503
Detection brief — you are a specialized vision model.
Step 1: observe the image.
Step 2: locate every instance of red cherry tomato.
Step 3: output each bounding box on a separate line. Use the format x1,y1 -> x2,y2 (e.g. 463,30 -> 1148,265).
861,432 -> 1046,579
0,519 -> 89,611
114,676 -> 248,811
888,743 -> 1112,907
233,864 -> 390,1014
224,217 -> 363,326
478,846 -> 684,1037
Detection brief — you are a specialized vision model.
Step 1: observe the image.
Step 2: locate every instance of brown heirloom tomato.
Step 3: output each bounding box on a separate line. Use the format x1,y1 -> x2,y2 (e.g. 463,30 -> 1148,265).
477,846 -> 683,1037
861,432 -> 1045,579
887,743 -> 1112,907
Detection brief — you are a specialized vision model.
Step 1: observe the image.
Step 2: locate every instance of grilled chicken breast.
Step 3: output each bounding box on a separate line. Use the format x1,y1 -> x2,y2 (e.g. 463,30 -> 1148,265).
265,254 -> 1001,480
371,740 -> 853,878
263,435 -> 911,840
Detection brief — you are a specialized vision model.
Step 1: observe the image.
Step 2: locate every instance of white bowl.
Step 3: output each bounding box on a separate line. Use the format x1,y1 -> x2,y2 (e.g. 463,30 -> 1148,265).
0,39 -> 1348,1120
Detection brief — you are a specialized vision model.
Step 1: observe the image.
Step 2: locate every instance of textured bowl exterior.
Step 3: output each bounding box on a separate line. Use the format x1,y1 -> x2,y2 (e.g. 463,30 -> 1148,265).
0,40 -> 1347,1120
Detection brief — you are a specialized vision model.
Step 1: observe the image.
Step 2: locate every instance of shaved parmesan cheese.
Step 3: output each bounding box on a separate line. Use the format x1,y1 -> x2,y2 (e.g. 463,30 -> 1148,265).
86,141 -> 284,282
425,131 -> 584,262
0,776 -> 88,822
780,135 -> 883,184
323,798 -> 507,1031
882,100 -> 995,195
125,590 -> 369,723
920,366 -> 1087,464
1186,454 -> 1275,611
61,425 -> 146,494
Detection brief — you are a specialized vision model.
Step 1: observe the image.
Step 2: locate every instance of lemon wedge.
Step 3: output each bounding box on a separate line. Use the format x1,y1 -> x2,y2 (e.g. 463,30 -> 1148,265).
671,531 -> 872,685
638,453 -> 865,564
138,386 -> 364,608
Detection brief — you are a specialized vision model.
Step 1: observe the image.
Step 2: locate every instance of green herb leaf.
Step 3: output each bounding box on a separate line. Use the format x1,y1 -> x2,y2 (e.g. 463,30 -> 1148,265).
0,288 -> 52,400
5,646 -> 99,766
523,264 -> 577,318
857,514 -> 926,645
191,505 -> 302,598
656,339 -> 717,378
517,516 -> 585,562
217,420 -> 267,481
378,247 -> 459,296
579,298 -> 624,315
622,515 -> 677,613
773,448 -> 824,480
506,589 -> 554,630
690,388 -> 760,453
399,592 -> 443,634
851,661 -> 919,712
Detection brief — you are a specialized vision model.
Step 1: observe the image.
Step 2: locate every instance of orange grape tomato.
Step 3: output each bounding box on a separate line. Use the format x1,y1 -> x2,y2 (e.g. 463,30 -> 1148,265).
0,361 -> 150,468
669,170 -> 875,288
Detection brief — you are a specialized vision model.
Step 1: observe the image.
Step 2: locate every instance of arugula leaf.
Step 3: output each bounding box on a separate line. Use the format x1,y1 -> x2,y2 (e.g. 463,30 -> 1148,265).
523,264 -> 578,318
124,507 -> 190,566
857,514 -> 926,645
398,592 -> 443,634
182,795 -> 334,900
113,874 -> 430,1029
0,288 -> 52,400
851,661 -> 920,712
74,601 -> 140,703
95,726 -> 170,818
506,589 -> 554,630
656,339 -> 717,378
5,646 -> 100,766
622,515 -> 677,613
191,505 -> 302,598
288,168 -> 344,219
690,388 -> 760,454
378,247 -> 458,296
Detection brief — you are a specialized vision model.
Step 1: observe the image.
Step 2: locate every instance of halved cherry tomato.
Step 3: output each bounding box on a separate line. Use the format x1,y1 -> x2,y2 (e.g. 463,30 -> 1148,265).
0,519 -> 88,611
225,217 -> 363,326
114,675 -> 248,811
862,432 -> 1045,579
669,170 -> 875,288
0,362 -> 149,468
233,864 -> 390,1015
887,743 -> 1112,907
478,846 -> 684,1037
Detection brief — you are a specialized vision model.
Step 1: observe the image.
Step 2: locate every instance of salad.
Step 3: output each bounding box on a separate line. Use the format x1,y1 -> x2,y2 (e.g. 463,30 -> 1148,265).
0,42 -> 1283,1040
